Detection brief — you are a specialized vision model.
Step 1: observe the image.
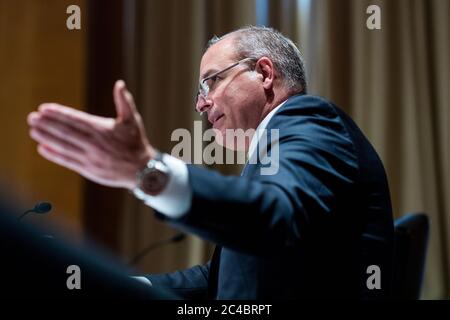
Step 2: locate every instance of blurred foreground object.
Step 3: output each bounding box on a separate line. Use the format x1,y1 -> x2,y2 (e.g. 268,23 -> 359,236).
0,196 -> 177,299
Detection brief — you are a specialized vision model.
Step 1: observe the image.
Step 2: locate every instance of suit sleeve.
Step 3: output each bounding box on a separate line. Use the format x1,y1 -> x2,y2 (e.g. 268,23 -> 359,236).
156,100 -> 359,256
144,262 -> 210,300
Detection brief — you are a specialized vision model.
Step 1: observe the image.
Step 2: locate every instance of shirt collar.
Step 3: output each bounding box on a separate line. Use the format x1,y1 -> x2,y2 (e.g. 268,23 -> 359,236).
247,99 -> 287,160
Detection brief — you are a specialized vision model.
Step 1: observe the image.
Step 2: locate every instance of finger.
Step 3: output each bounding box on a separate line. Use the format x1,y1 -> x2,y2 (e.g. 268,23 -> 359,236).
37,144 -> 125,188
30,127 -> 87,162
113,80 -> 137,123
37,103 -> 109,135
37,144 -> 104,184
27,111 -> 40,126
29,115 -> 96,153
37,144 -> 85,175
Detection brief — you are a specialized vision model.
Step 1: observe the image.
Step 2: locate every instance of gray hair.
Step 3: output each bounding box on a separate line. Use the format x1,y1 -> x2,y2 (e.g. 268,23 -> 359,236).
206,26 -> 307,94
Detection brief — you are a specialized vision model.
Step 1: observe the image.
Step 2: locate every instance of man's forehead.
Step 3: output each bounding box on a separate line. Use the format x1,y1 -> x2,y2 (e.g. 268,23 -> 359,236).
199,37 -> 237,79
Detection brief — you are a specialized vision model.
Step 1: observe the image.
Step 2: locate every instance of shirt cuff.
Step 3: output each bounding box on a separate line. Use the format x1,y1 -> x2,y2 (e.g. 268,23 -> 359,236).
137,154 -> 192,219
131,276 -> 153,287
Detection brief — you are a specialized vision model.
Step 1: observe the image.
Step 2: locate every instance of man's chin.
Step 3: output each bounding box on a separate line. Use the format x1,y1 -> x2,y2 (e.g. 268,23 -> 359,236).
213,128 -> 248,152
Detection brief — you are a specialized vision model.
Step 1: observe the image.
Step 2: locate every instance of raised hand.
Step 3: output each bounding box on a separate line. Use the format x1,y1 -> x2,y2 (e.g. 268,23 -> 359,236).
27,80 -> 156,190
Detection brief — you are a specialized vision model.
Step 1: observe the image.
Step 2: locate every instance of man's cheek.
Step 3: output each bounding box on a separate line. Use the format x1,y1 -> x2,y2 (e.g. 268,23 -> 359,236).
222,115 -> 236,131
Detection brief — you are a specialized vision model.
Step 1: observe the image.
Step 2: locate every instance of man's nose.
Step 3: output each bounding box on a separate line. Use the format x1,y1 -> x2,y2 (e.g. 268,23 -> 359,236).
195,95 -> 213,114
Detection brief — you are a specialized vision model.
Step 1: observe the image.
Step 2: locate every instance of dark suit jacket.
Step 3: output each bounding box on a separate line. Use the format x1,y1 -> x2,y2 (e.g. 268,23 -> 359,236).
146,94 -> 394,299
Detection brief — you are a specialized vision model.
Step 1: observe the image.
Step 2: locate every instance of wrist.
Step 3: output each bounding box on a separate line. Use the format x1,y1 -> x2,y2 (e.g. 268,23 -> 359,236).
133,151 -> 170,198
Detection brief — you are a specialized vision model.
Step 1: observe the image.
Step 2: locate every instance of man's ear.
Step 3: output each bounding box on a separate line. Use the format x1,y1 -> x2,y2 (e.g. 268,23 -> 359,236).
255,57 -> 275,90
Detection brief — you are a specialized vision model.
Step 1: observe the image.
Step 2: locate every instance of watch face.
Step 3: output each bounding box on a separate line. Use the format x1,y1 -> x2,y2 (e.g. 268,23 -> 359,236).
141,169 -> 169,196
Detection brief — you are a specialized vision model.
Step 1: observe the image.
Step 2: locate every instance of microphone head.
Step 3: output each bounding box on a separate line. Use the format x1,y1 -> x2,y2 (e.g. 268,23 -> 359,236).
34,202 -> 52,214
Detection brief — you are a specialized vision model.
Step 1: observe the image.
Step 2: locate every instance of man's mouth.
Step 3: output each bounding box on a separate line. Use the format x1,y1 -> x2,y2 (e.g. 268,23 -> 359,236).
209,113 -> 224,125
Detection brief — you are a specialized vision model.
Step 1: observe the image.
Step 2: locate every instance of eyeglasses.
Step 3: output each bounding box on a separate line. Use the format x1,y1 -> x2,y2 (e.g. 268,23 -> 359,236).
195,57 -> 256,113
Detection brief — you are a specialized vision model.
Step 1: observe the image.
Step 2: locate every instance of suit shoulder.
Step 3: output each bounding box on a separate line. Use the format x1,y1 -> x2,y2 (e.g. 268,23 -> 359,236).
268,94 -> 345,131
276,94 -> 338,115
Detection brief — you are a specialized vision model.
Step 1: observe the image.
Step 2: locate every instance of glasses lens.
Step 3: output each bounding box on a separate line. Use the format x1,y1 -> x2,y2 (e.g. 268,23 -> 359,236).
200,81 -> 209,97
195,81 -> 208,105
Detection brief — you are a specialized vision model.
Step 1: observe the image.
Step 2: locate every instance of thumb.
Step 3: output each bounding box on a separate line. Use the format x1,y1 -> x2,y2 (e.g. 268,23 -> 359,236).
113,80 -> 137,122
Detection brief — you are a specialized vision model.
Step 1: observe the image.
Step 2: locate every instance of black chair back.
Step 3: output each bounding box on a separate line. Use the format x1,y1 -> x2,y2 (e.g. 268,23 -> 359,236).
392,213 -> 429,299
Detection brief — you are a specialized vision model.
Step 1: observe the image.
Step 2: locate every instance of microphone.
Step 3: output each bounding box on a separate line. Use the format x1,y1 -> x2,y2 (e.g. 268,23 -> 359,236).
18,202 -> 52,221
129,232 -> 186,266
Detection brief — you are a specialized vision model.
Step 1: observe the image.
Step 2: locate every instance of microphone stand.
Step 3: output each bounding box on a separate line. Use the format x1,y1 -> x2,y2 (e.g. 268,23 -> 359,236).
18,209 -> 35,221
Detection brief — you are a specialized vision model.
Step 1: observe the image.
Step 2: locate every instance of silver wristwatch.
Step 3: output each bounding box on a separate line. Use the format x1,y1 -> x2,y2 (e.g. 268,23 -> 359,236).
133,151 -> 170,199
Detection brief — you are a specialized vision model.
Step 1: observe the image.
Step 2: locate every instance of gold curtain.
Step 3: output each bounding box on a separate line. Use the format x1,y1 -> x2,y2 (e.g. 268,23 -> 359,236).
0,0 -> 86,235
297,0 -> 449,299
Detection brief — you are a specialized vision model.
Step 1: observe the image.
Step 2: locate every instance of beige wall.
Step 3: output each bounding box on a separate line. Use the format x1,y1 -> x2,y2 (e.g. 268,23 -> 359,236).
0,0 -> 86,234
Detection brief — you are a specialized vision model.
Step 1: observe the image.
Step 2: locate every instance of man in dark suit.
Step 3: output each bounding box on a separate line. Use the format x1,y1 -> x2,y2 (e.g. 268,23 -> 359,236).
27,26 -> 394,299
